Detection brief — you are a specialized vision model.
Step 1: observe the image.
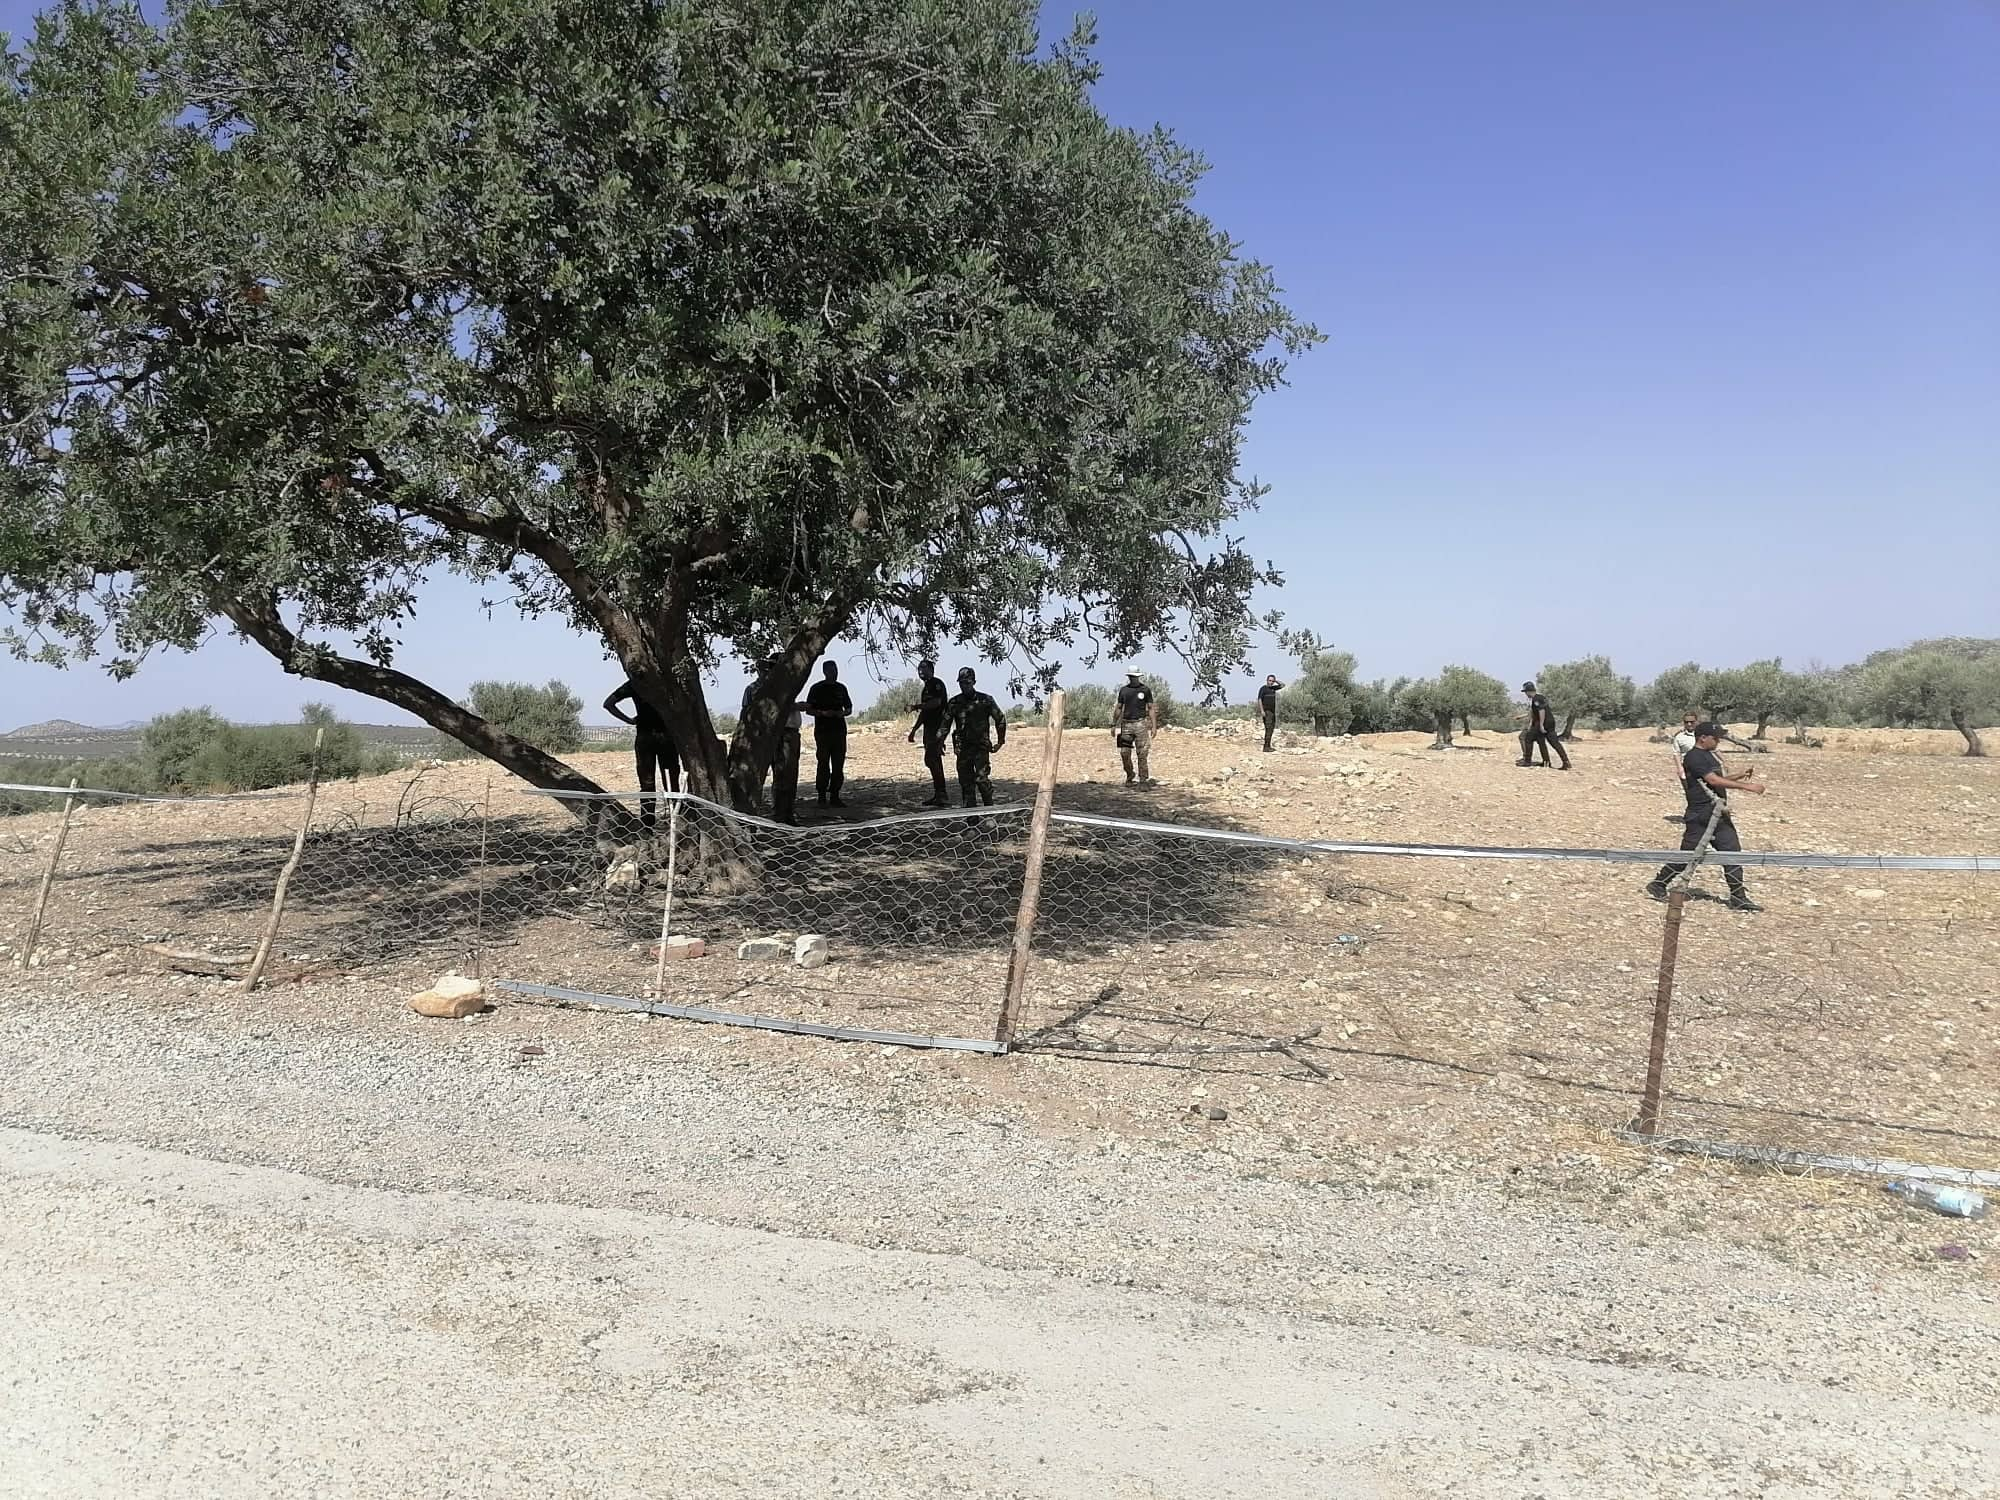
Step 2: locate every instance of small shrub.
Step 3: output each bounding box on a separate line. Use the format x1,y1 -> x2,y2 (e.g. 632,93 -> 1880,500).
141,707 -> 232,790
1058,682 -> 1117,728
854,679 -> 923,725
0,755 -> 154,814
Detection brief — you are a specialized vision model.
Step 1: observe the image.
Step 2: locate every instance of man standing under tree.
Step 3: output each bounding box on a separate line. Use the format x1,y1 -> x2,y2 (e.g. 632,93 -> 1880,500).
943,668 -> 1007,806
603,678 -> 680,831
1517,680 -> 1571,771
906,659 -> 950,807
1257,673 -> 1284,753
804,661 -> 853,808
1116,670 -> 1158,786
1647,722 -> 1765,912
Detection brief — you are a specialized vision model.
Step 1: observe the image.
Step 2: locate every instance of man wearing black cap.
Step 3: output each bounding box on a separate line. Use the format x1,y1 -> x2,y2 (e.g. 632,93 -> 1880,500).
1115,670 -> 1157,786
1648,722 -> 1765,911
1517,680 -> 1571,770
942,667 -> 1007,807
906,659 -> 950,807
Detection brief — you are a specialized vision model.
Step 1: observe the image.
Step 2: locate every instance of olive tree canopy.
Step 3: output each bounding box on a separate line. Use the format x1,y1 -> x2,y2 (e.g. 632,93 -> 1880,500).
1534,655 -> 1629,738
1,0 -> 1316,809
1398,665 -> 1507,749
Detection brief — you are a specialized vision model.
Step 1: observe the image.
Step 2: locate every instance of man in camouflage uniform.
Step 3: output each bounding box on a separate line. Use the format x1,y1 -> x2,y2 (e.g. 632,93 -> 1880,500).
942,667 -> 1007,807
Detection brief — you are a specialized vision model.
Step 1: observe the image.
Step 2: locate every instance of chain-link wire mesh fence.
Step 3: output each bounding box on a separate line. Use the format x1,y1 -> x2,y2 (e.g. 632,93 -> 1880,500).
1655,863 -> 1999,1177
476,792 -> 1027,1043
4,753 -> 1995,1177
1013,812 -> 2000,1177
0,783 -> 314,971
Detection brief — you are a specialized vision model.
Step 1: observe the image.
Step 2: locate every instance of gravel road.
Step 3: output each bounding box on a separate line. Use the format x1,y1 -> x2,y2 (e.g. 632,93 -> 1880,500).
2,978 -> 1996,1498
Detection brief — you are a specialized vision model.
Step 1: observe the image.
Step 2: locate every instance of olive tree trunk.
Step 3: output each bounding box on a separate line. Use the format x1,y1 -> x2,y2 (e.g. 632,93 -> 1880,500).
1951,709 -> 1986,757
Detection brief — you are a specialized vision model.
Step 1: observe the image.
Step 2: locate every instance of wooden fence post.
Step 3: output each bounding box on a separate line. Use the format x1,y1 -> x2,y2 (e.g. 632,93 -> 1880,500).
996,691 -> 1066,1050
242,729 -> 323,993
16,778 -> 79,970
1634,797 -> 1727,1136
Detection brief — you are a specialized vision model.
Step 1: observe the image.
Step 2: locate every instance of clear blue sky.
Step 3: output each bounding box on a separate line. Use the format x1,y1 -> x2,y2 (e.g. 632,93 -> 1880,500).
3,0 -> 1996,727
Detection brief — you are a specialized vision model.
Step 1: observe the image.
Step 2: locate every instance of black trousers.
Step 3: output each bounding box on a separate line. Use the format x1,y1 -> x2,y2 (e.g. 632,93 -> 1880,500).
1262,710 -> 1277,750
634,731 -> 681,830
1521,727 -> 1569,766
771,728 -> 801,822
922,730 -> 948,799
1656,813 -> 1747,895
814,723 -> 847,800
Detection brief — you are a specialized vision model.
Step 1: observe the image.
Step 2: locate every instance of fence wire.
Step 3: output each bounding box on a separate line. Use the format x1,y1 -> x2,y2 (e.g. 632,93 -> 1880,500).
2,766 -> 1994,1175
474,793 -> 1028,1040
1017,812 -> 2000,1175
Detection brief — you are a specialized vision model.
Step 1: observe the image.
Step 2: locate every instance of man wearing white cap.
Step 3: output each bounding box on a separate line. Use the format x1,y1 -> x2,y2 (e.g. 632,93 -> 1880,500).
1114,670 -> 1157,787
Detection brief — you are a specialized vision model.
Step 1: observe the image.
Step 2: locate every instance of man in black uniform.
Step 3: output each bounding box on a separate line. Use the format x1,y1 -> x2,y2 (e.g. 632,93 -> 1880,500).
603,678 -> 680,831
1647,722 -> 1765,911
906,658 -> 950,807
1517,680 -> 1571,771
1257,673 -> 1284,753
804,661 -> 853,808
942,667 -> 1006,806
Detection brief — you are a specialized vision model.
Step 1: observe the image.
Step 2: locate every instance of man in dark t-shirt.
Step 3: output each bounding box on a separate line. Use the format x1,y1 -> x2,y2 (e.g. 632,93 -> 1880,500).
603,678 -> 680,830
1516,681 -> 1571,770
906,658 -> 950,807
1647,722 -> 1765,911
1257,674 -> 1283,753
804,661 -> 853,807
1115,671 -> 1157,786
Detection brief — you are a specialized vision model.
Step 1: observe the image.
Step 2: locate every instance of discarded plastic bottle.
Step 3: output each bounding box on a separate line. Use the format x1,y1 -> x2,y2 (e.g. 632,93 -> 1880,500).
1884,1179 -> 1988,1219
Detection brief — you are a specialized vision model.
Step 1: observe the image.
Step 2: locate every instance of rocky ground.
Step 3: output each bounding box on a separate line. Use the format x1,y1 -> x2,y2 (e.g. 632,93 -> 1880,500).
2,721 -> 1996,1496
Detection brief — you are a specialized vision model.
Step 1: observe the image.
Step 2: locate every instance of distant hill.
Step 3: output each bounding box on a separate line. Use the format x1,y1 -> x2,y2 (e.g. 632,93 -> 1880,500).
3,719 -> 101,739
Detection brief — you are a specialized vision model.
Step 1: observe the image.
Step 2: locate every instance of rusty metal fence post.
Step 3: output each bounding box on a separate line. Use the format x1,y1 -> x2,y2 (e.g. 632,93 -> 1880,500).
472,775 -> 493,981
996,691 -> 1066,1049
652,796 -> 681,1001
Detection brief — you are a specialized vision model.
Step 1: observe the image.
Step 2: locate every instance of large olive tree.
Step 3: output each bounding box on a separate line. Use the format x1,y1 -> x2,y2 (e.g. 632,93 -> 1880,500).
1,0 -> 1315,812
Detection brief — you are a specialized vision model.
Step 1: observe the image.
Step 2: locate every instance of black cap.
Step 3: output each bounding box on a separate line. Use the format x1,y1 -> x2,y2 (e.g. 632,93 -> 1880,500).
1693,721 -> 1724,740
1521,681 -> 1535,692
957,667 -> 976,682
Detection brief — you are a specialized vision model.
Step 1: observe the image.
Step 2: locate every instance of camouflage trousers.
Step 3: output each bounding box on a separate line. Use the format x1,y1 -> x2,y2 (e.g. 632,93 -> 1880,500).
955,744 -> 993,806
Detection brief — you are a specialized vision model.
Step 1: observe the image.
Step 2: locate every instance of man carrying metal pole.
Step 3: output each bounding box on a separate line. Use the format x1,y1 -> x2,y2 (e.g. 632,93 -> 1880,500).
1648,721 -> 1766,912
